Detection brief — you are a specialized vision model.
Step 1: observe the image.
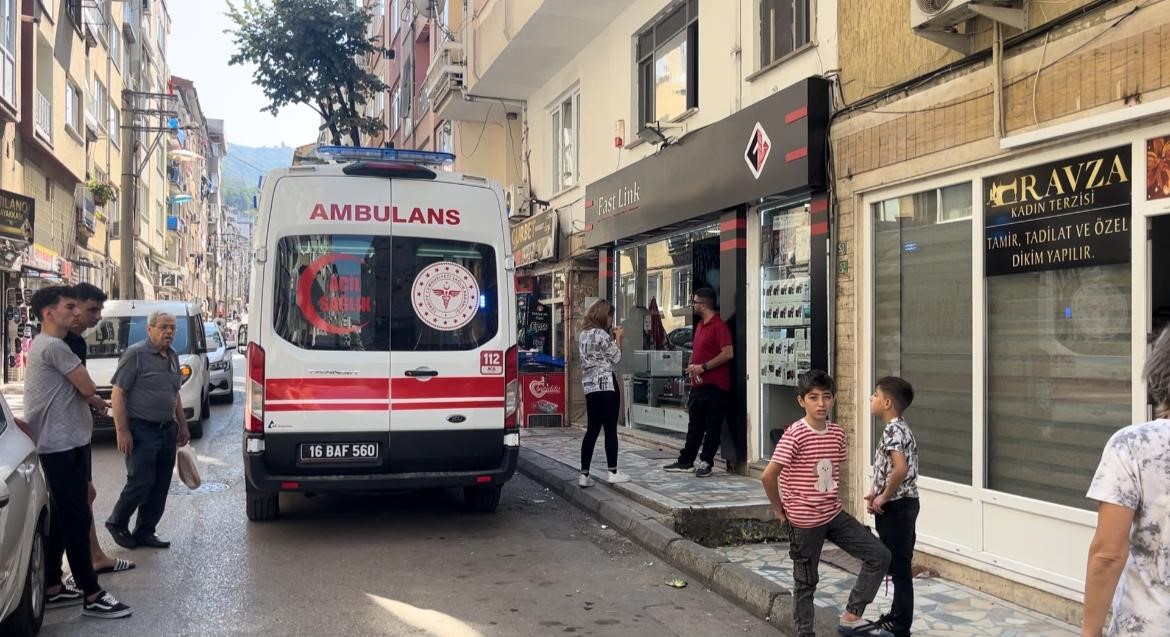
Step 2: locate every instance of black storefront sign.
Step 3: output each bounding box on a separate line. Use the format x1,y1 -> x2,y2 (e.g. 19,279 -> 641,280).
584,77 -> 830,247
984,146 -> 1131,277
510,209 -> 557,267
0,189 -> 35,243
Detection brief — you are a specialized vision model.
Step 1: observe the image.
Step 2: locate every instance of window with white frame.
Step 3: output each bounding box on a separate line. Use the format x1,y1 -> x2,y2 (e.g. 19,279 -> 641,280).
390,0 -> 399,36
92,77 -> 108,130
646,272 -> 663,308
0,0 -> 16,107
636,0 -> 698,129
109,103 -> 120,144
760,0 -> 811,67
872,184 -> 973,485
390,82 -> 400,135
109,9 -> 122,70
65,81 -> 83,133
551,90 -> 579,191
671,267 -> 691,309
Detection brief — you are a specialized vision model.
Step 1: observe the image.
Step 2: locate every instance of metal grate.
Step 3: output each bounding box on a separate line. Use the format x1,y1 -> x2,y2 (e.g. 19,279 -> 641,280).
527,414 -> 564,428
916,0 -> 954,14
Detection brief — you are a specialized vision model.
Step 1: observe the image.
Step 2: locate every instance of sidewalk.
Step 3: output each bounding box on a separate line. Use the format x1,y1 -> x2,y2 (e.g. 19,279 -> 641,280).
519,427 -> 1078,637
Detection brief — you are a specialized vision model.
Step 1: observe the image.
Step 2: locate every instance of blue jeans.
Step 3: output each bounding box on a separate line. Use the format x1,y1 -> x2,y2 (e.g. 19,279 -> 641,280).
107,419 -> 178,537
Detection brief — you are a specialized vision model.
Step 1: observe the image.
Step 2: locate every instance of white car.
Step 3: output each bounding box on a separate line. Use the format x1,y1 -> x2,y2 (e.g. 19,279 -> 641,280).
84,300 -> 213,439
205,322 -> 235,403
0,396 -> 49,636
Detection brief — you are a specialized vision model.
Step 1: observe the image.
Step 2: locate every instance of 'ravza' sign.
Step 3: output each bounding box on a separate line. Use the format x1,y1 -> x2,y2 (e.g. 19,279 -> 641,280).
983,146 -> 1130,276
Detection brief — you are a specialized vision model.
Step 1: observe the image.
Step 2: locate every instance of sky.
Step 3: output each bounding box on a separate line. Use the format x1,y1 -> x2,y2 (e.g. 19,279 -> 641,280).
168,0 -> 321,148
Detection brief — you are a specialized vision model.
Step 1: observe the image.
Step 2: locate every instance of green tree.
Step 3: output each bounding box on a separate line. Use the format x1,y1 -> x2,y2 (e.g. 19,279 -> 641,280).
226,0 -> 390,146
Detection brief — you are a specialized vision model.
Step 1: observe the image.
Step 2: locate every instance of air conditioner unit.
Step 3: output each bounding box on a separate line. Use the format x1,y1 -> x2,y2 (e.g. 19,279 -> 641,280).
910,0 -> 1025,53
506,183 -> 531,219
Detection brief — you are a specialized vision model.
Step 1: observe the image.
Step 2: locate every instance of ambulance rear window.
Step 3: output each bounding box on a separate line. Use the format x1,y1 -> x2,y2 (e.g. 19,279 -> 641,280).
273,235 -> 391,352
390,237 -> 499,351
272,234 -> 498,352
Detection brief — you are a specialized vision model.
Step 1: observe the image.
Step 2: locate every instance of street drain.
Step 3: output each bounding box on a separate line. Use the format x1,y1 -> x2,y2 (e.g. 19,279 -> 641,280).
169,481 -> 231,496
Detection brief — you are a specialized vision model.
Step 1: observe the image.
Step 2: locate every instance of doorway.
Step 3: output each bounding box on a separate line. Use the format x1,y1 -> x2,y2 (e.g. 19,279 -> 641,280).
1150,215 -> 1170,420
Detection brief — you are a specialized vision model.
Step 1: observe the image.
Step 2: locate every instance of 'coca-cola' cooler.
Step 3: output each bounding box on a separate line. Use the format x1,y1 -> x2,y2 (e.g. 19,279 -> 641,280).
519,371 -> 567,427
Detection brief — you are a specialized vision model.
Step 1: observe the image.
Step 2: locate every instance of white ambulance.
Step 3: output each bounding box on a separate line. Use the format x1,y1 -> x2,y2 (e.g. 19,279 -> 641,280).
242,147 -> 519,520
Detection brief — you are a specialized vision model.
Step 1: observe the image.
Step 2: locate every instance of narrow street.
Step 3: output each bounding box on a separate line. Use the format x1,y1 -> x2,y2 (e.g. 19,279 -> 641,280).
36,357 -> 774,637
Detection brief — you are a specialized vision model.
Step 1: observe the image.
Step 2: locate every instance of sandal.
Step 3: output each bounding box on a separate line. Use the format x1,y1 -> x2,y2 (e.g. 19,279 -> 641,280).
95,558 -> 137,574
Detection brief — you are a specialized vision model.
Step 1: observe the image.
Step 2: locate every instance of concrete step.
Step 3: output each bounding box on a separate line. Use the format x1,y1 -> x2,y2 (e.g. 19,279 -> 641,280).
521,428 -> 787,546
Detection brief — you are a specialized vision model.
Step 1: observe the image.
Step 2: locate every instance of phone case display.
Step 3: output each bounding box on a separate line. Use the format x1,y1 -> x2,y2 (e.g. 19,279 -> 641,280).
761,208 -> 812,387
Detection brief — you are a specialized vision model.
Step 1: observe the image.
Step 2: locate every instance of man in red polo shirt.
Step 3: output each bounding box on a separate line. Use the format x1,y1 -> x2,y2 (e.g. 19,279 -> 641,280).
664,287 -> 733,478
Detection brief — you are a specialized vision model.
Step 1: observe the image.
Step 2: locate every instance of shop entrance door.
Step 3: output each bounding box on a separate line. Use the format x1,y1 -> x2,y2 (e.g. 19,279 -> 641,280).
1150,214 -> 1170,420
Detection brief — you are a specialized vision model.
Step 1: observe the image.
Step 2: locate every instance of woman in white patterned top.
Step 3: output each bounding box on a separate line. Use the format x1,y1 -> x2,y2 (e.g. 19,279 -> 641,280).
577,300 -> 630,487
1083,327 -> 1170,637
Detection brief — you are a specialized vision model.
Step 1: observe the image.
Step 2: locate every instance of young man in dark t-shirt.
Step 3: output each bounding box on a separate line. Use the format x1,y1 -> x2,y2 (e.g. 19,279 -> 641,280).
663,287 -> 733,478
69,284 -> 135,575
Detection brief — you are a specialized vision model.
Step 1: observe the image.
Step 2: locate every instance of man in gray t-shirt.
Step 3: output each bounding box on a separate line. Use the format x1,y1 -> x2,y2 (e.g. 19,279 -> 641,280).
25,285 -> 131,618
105,310 -> 191,551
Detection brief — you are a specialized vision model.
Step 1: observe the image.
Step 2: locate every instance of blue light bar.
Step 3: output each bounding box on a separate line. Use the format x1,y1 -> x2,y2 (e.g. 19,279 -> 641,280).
317,145 -> 455,166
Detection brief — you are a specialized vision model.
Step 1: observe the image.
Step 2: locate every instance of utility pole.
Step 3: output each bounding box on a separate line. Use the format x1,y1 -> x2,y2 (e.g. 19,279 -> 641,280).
119,90 -> 178,299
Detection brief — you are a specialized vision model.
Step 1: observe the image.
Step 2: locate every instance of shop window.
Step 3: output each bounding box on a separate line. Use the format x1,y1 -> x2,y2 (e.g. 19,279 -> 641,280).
551,90 -> 579,191
636,0 -> 698,129
759,0 -> 811,68
872,184 -> 973,485
759,202 -> 812,446
986,264 -> 1130,510
614,225 -> 719,436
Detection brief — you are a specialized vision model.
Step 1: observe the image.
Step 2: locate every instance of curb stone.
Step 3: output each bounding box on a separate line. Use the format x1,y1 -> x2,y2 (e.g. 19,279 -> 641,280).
517,446 -> 842,636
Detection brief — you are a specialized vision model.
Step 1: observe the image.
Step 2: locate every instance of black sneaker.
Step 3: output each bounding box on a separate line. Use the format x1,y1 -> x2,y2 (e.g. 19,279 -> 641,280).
837,619 -> 894,637
46,583 -> 84,608
82,590 -> 132,619
663,461 -> 694,472
694,460 -> 713,478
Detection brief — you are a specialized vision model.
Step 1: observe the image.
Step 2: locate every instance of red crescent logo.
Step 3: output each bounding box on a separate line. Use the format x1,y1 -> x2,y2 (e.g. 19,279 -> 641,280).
296,253 -> 369,335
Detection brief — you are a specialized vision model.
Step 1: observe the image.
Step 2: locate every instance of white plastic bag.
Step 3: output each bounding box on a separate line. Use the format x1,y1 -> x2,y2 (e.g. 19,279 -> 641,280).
176,445 -> 201,490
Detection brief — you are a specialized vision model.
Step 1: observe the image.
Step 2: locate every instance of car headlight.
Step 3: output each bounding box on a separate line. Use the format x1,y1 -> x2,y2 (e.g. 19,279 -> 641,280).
180,364 -> 192,384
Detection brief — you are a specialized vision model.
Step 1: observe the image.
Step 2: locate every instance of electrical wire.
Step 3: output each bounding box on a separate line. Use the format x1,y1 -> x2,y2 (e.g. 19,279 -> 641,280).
461,101 -> 494,159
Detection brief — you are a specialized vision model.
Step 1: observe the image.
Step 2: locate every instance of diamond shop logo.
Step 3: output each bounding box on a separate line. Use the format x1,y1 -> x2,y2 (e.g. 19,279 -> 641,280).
744,122 -> 772,180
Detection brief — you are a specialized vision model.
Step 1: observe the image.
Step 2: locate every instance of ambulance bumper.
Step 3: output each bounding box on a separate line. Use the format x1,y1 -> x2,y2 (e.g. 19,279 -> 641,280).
244,442 -> 518,493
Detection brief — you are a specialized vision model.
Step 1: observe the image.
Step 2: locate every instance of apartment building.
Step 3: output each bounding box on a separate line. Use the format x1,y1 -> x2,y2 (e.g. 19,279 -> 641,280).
116,0 -> 172,300
459,0 -> 835,434
829,0 -> 1170,621
167,75 -> 209,304
0,0 -> 128,383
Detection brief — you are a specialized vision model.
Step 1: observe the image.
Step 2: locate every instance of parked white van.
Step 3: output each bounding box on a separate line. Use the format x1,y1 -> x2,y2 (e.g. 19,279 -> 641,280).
84,300 -> 213,439
242,147 -> 519,520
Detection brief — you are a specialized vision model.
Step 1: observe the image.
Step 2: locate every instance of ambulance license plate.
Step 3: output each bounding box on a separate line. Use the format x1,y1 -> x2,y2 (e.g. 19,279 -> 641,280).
298,442 -> 380,464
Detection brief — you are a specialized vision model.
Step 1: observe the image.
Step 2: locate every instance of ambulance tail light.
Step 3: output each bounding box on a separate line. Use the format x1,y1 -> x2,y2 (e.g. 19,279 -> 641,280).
504,345 -> 518,430
246,342 -> 265,434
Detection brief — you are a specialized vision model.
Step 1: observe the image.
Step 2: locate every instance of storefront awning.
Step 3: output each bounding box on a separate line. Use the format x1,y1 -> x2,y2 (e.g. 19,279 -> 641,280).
583,76 -> 830,247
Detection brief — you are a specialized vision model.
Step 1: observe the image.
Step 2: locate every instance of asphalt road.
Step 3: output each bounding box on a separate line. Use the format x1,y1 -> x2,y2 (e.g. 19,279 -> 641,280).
39,356 -> 775,636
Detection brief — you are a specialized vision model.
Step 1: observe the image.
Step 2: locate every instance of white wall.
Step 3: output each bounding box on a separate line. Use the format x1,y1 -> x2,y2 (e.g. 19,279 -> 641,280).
518,0 -> 838,238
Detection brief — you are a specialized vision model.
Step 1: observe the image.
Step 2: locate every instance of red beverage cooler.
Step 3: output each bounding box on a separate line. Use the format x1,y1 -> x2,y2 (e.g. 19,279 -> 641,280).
518,371 -> 567,427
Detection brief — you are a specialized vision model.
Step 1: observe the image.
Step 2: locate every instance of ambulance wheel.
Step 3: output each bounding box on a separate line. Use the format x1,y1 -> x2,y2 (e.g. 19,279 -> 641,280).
246,485 -> 279,521
463,485 -> 502,513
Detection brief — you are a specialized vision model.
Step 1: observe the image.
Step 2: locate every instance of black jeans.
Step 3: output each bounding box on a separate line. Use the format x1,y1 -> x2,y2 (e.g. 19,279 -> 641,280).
789,512 -> 892,637
40,445 -> 100,596
678,385 -> 727,466
874,497 -> 920,636
107,419 -> 178,538
581,390 -> 619,473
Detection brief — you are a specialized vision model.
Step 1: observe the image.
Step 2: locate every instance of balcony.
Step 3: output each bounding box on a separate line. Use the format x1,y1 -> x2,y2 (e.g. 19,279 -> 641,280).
34,90 -> 52,143
468,0 -> 629,99
423,41 -> 493,122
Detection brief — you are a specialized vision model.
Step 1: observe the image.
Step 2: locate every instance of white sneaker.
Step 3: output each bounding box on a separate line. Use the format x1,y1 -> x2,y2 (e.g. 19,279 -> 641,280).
578,474 -> 595,488
606,470 -> 632,483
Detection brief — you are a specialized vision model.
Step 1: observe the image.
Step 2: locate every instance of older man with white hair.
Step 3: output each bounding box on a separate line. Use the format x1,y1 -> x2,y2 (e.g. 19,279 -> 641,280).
105,310 -> 191,550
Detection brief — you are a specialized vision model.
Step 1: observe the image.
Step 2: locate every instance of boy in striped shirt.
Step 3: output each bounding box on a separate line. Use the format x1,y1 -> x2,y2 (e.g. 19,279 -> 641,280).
761,370 -> 893,637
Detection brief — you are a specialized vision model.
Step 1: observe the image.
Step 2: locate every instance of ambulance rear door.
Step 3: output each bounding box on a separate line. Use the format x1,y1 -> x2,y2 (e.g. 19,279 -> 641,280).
388,179 -> 510,473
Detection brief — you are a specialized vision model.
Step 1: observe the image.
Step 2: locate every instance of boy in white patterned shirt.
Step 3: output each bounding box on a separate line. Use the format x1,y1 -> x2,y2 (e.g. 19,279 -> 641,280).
866,376 -> 919,637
